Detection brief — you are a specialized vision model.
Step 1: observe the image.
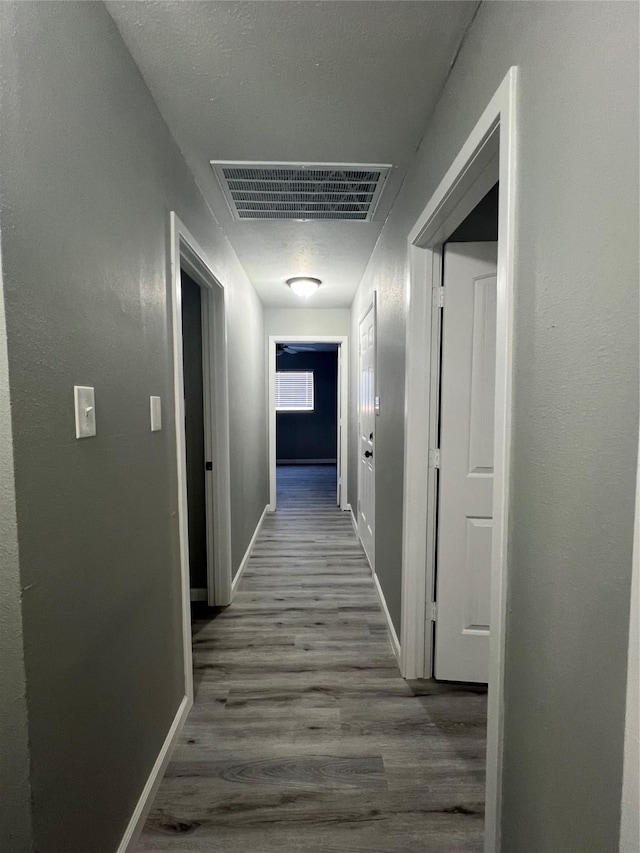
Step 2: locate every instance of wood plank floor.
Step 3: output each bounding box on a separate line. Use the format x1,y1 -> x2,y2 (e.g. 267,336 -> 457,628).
135,465 -> 487,851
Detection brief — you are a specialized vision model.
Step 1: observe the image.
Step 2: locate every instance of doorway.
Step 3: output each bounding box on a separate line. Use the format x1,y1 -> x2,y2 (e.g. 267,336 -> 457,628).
169,213 -> 233,704
400,68 -> 517,852
274,343 -> 340,505
268,335 -> 349,512
181,270 -> 209,603
433,183 -> 499,682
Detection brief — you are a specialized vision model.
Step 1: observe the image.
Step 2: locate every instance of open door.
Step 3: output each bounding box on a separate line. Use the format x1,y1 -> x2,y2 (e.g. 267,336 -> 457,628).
435,242 -> 497,683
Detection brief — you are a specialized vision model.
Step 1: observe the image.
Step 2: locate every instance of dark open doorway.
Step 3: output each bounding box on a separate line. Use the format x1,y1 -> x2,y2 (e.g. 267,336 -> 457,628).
275,344 -> 339,506
181,270 -> 209,606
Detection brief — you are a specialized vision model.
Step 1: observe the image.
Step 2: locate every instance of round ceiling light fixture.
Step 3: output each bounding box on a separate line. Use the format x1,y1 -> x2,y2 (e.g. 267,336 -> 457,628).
286,277 -> 322,299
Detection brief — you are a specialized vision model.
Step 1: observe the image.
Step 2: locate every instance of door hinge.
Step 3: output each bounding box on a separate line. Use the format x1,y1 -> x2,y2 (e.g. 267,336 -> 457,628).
432,287 -> 444,309
428,448 -> 441,469
429,601 -> 437,621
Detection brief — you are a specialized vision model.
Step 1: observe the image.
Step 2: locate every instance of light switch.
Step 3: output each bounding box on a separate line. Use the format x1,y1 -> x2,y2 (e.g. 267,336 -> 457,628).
150,396 -> 162,432
74,386 -> 96,439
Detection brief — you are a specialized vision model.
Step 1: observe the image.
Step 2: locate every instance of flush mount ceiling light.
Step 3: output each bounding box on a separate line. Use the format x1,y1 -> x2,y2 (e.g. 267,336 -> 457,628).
287,277 -> 321,299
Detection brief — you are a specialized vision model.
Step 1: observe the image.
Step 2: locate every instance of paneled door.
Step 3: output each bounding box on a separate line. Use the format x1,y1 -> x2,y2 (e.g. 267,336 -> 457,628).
435,242 -> 498,683
358,303 -> 375,567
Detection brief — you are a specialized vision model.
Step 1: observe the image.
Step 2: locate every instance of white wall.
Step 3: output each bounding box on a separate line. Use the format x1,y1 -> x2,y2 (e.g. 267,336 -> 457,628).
265,308 -> 350,338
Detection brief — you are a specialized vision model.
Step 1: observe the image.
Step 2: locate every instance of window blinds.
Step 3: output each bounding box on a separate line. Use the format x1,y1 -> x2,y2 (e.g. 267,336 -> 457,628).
275,371 -> 314,411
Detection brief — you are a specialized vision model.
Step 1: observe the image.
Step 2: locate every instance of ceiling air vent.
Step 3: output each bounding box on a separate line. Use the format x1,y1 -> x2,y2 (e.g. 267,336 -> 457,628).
210,162 -> 391,221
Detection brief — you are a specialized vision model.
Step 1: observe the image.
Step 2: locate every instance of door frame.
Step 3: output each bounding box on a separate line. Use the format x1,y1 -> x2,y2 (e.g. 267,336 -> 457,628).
268,335 -> 349,511
170,212 -> 233,694
399,67 -> 517,853
357,296 -> 377,570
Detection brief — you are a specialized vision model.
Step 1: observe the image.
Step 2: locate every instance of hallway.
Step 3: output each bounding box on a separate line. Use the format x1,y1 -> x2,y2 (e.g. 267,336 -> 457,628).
136,466 -> 487,852
2,5 -> 637,851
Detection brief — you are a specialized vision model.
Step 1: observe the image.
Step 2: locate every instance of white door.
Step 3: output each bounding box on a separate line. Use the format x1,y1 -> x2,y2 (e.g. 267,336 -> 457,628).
358,304 -> 375,566
435,242 -> 498,683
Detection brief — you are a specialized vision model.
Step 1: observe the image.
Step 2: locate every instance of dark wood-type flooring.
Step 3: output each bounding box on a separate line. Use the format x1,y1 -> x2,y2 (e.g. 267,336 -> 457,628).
135,465 -> 487,851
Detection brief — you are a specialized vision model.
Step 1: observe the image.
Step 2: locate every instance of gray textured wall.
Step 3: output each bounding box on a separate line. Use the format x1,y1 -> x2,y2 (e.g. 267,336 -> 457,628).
349,2 -> 638,849
0,3 -> 267,851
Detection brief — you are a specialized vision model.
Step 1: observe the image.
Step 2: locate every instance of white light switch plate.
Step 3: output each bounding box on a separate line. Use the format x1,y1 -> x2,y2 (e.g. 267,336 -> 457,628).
150,396 -> 162,431
74,386 -> 96,439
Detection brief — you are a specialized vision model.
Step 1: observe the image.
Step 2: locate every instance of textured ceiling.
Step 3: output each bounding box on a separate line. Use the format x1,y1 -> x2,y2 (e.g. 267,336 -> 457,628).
107,1 -> 478,308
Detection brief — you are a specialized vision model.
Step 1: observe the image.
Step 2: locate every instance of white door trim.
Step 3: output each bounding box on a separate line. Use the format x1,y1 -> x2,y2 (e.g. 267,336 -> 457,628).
400,67 -> 518,853
268,335 -> 349,511
170,213 -> 233,673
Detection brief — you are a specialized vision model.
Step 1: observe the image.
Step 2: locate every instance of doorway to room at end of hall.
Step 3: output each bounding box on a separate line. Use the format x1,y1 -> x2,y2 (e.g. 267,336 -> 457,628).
275,343 -> 340,508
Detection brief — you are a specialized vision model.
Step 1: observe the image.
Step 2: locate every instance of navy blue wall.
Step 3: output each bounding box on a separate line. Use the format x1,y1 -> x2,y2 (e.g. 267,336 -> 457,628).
276,350 -> 338,462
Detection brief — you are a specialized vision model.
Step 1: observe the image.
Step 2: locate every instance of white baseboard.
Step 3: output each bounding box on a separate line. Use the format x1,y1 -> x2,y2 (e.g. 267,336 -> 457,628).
117,693 -> 191,852
189,588 -> 208,602
347,506 -> 398,659
372,572 -> 401,661
232,504 -> 268,594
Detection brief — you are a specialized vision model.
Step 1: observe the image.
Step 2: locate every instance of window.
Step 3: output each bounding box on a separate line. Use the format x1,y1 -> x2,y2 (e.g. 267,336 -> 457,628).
275,371 -> 314,412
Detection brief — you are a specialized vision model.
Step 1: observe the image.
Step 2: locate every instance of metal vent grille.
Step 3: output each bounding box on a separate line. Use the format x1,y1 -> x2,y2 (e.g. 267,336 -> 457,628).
210,162 -> 391,221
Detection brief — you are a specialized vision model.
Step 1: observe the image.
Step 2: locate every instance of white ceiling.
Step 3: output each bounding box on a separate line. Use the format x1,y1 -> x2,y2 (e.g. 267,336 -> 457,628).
107,1 -> 478,308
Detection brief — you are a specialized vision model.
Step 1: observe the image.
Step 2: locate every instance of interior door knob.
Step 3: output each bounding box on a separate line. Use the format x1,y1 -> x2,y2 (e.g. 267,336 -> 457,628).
364,450 -> 373,458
